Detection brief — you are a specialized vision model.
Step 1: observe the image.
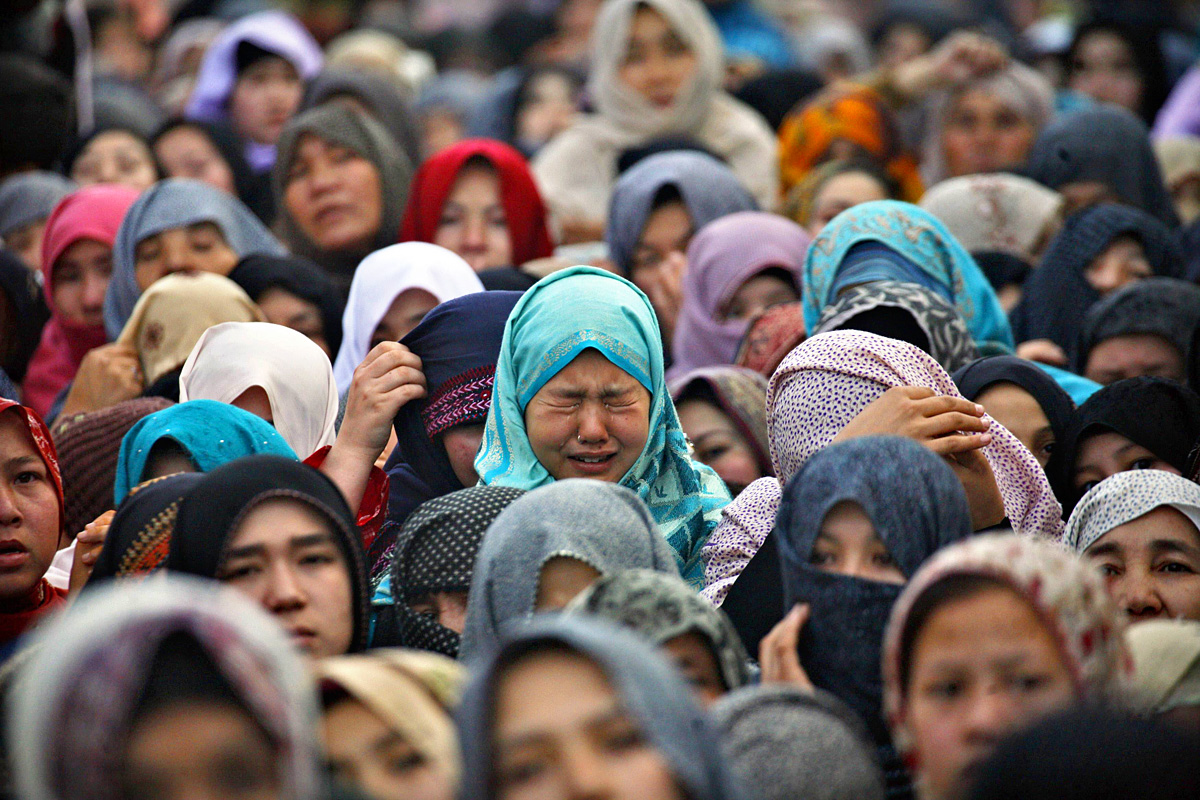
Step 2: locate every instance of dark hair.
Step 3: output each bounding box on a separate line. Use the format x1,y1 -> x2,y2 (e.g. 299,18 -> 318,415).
1066,20 -> 1168,124
0,54 -> 73,177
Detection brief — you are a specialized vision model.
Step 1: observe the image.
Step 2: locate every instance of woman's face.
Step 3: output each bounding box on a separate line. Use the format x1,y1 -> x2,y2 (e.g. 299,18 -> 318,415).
284,134 -> 384,255
1074,431 -> 1180,497
442,423 -> 485,488
52,238 -> 112,327
516,72 -> 577,150
71,130 -> 158,191
323,699 -> 453,800
808,500 -> 905,584
974,383 -> 1054,468
154,126 -> 238,197
941,89 -> 1039,178
1084,334 -> 1185,386
1084,235 -> 1152,295
123,702 -> 280,800
632,201 -> 691,343
723,271 -> 798,322
255,287 -> 330,358
1084,505 -> 1200,623
674,398 -> 763,496
617,6 -> 697,110
536,556 -> 602,612
409,589 -> 470,633
133,222 -> 239,291
806,171 -> 889,237
1070,31 -> 1143,114
230,56 -> 303,146
492,648 -> 685,800
0,411 -> 60,604
371,288 -> 440,348
433,162 -> 513,272
660,631 -> 726,707
902,584 -> 1075,800
2,220 -> 46,273
524,349 -> 651,484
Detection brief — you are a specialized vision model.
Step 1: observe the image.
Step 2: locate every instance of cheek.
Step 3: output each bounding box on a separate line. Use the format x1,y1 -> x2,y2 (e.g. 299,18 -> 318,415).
135,262 -> 163,292
710,450 -> 763,487
612,751 -> 682,800
1158,576 -> 1200,620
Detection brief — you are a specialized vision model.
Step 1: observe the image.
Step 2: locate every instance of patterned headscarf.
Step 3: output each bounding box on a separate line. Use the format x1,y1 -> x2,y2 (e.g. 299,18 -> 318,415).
919,173 -> 1062,264
1065,470 -> 1200,555
669,366 -> 772,478
734,301 -> 806,378
89,473 -> 204,584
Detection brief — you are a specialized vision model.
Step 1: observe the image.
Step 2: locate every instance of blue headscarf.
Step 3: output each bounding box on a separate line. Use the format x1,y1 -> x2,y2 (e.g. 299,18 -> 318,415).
474,266 -> 730,586
803,200 -> 1014,356
114,399 -> 297,505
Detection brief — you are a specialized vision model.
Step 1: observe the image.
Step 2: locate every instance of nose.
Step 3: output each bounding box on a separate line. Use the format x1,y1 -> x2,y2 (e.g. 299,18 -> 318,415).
261,560 -> 307,614
575,403 -> 610,444
0,483 -> 20,527
962,685 -> 1017,745
96,157 -> 120,185
462,213 -> 487,249
1117,572 -> 1165,619
561,741 -> 614,800
1089,262 -> 1123,295
82,271 -> 107,311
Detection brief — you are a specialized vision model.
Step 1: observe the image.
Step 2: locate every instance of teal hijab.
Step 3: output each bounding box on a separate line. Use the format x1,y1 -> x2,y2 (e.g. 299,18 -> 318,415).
803,200 -> 1015,356
474,266 -> 730,586
114,399 -> 297,505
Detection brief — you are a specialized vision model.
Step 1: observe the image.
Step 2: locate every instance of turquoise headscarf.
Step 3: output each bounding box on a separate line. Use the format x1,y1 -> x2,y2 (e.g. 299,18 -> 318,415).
114,399 -> 297,505
803,200 -> 1015,356
474,266 -> 730,586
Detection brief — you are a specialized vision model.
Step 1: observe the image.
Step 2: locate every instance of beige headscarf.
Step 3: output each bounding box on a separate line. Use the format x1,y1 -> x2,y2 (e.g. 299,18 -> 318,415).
1153,136 -> 1200,225
920,173 -> 1063,265
1125,619 -> 1200,714
115,272 -> 264,387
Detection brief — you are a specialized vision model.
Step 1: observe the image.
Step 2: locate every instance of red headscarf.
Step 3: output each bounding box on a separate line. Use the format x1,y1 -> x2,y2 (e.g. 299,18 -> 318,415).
399,139 -> 554,267
21,185 -> 141,416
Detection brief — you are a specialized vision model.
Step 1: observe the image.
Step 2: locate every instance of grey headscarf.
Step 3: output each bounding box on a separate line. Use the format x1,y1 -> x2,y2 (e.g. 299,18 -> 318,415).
606,151 -> 757,276
0,171 -> 74,238
458,479 -> 680,663
711,685 -> 885,800
103,178 -> 284,338
456,615 -> 742,800
1064,469 -> 1200,554
565,568 -> 750,692
302,68 -> 420,164
1076,277 -> 1200,375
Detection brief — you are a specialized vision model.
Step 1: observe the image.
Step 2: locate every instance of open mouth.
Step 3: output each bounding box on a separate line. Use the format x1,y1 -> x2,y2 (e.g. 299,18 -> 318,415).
0,541 -> 28,568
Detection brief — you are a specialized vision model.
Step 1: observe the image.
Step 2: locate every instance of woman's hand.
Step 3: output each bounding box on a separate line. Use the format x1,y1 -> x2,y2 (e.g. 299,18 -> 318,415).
60,344 -> 143,417
892,31 -> 1008,99
946,447 -> 1006,530
68,510 -> 115,596
1016,339 -> 1069,367
759,604 -> 814,690
833,386 -> 992,456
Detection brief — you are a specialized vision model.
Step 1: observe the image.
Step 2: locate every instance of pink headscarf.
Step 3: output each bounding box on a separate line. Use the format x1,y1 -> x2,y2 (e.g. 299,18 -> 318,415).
670,212 -> 809,379
701,330 -> 1063,605
21,185 -> 140,416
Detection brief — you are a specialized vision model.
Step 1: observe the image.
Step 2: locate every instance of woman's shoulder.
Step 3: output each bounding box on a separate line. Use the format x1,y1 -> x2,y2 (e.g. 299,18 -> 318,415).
705,93 -> 778,149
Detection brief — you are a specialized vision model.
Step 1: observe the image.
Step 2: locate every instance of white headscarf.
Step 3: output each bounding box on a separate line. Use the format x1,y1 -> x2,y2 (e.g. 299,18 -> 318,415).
331,242 -> 484,392
179,321 -> 338,458
1065,469 -> 1200,554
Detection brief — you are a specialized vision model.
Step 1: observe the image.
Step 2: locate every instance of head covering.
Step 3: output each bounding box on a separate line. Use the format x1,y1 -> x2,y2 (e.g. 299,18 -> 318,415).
711,685 -> 885,800
21,185 -> 140,417
0,172 -> 74,239
303,69 -> 419,162
606,151 -> 757,276
459,480 -> 681,661
474,267 -> 731,584
565,568 -> 750,691
1154,136 -> 1200,228
105,178 -> 285,339
1010,203 -> 1183,356
400,139 -> 554,267
385,292 -> 522,531
53,397 -> 172,538
150,118 -> 272,221
882,534 -> 1130,758
169,455 -> 368,652
803,201 -> 1014,356
272,105 -> 412,279
228,253 -> 345,356
89,472 -> 204,583
331,243 -> 484,393
457,616 -> 739,800
1064,469 -> 1200,555
384,486 -> 526,657
733,301 -> 806,377
1076,277 -> 1200,375
811,280 -> 979,373
919,173 -> 1063,264
783,158 -> 895,229
1125,619 -> 1200,714
1068,20 -> 1169,125
10,577 -> 323,800
179,322 -> 338,459
671,212 -> 808,377
669,366 -> 771,476
0,250 -> 49,385
1024,106 -> 1179,228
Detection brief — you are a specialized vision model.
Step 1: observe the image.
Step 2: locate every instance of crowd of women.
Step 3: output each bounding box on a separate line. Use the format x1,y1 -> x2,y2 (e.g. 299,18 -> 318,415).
1,0 -> 1200,798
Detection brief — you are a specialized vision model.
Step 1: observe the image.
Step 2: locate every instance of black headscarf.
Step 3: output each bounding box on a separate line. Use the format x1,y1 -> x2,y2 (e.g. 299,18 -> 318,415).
60,124 -> 162,183
168,454 -> 369,652
228,253 -> 346,357
1075,277 -> 1200,377
89,472 -> 203,586
150,118 -> 274,223
0,248 -> 48,384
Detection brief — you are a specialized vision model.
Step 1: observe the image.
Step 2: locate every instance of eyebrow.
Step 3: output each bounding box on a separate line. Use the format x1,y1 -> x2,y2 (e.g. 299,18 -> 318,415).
1150,539 -> 1199,556
224,531 -> 337,561
1086,541 -> 1121,557
4,455 -> 42,470
497,703 -> 627,754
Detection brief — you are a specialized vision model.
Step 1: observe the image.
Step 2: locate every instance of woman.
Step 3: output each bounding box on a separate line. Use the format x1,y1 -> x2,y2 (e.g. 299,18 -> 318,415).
0,171 -> 74,273
332,243 -> 484,393
734,301 -> 806,378
9,578 -> 324,800
228,253 -> 344,358
1067,21 -> 1168,125
179,321 -> 339,460
63,126 -> 160,191
669,366 -> 771,497
459,480 -> 681,661
671,212 -> 807,377
532,0 -> 777,238
21,185 -> 139,417
400,139 -> 555,272
702,331 -> 1064,607
881,534 -> 1128,800
565,569 -> 750,706
474,267 -> 730,584
104,178 -> 285,339
273,105 -> 412,281
89,472 -> 204,584
151,118 -> 273,221
113,399 -> 296,505
784,159 -> 895,237
803,201 -> 1014,357
318,650 -> 463,800
456,616 -> 740,800
169,454 -> 368,659
1065,470 -> 1200,623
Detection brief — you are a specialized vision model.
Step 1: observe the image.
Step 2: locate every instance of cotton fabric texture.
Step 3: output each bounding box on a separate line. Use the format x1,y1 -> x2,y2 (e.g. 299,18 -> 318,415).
474,266 -> 731,583
1124,619 -> 1200,714
669,366 -> 771,477
1064,469 -> 1200,554
228,253 -> 345,356
332,242 -> 484,393
456,616 -> 741,800
803,201 -> 1014,356
9,577 -> 323,800
919,173 -> 1062,264
671,212 -> 808,377
0,171 -> 74,239
458,480 -> 681,662
22,184 -> 140,417
90,472 -> 204,584
179,321 -> 339,459
105,178 -> 285,339
1076,277 -> 1200,375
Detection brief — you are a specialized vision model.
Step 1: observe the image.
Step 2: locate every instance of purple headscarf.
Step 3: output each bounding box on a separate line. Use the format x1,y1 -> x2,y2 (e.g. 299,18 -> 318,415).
671,212 -> 809,379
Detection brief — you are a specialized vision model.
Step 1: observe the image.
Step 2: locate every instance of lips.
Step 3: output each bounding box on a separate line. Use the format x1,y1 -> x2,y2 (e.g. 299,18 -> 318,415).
287,626 -> 318,652
566,452 -> 618,475
0,540 -> 29,570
